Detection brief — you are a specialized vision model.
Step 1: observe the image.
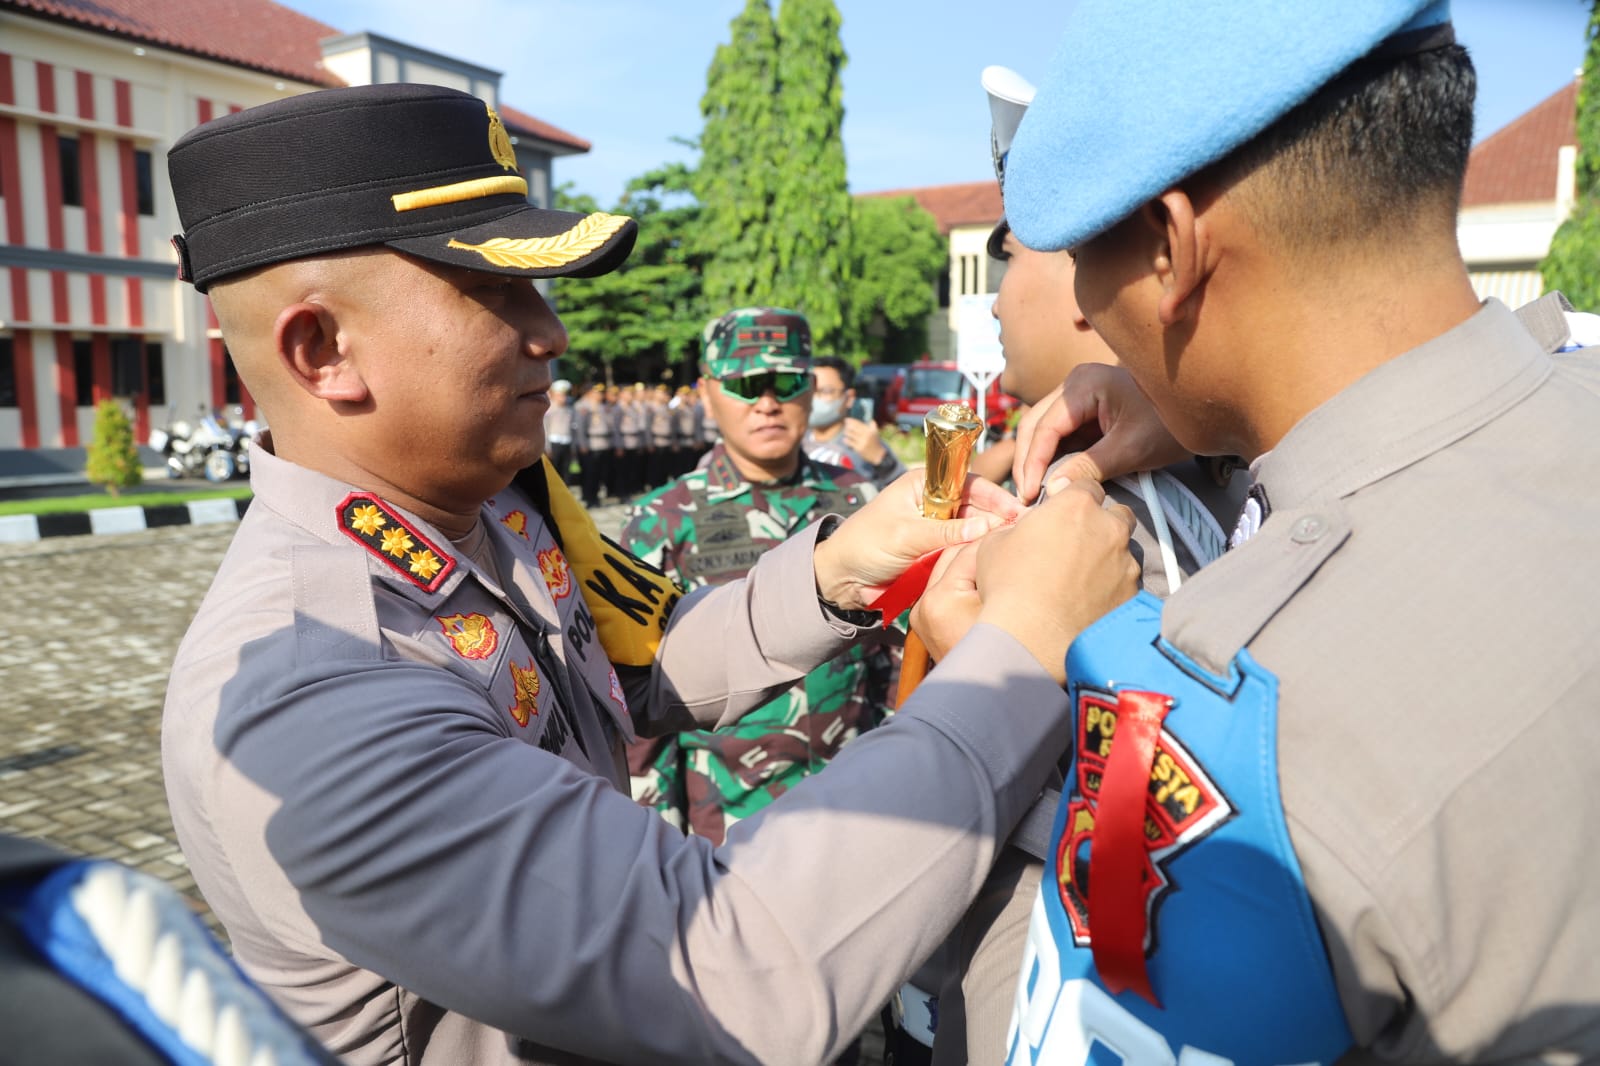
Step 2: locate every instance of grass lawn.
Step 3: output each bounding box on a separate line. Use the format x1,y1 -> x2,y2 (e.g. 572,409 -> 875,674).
0,484 -> 252,517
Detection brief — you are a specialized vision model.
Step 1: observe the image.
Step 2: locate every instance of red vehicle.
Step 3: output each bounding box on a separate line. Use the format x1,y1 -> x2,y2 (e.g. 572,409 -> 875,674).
887,360 -> 1018,435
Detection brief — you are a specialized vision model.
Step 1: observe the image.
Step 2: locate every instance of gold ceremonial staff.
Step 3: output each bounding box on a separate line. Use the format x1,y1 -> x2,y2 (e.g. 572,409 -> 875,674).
895,403 -> 985,707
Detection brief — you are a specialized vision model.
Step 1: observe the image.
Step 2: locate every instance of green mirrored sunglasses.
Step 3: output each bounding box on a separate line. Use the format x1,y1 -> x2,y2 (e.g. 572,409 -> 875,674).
716,370 -> 813,404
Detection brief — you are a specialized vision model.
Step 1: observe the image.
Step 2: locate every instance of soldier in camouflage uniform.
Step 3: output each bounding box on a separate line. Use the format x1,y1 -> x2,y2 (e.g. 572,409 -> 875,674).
622,307 -> 899,843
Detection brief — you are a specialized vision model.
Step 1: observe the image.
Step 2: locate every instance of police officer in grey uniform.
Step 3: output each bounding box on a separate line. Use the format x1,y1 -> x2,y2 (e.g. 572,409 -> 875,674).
572,382 -> 614,507
936,0 -> 1600,1061
158,82 -> 1140,1066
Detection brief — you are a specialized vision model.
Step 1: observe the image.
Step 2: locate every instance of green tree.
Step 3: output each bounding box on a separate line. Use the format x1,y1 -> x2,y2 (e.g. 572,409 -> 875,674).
694,0 -> 781,312
85,398 -> 142,496
770,0 -> 852,350
849,195 -> 946,364
1542,2 -> 1600,305
554,167 -> 708,384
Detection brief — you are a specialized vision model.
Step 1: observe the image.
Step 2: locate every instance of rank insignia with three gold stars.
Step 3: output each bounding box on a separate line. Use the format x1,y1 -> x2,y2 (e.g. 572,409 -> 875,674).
337,492 -> 457,593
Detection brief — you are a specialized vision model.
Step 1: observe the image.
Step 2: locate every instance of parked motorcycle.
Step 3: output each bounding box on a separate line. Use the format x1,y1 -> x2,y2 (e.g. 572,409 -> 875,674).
149,407 -> 257,482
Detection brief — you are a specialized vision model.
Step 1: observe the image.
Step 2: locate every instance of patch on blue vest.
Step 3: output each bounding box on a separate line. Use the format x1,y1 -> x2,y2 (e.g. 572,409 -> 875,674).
1006,591 -> 1352,1066
12,858 -> 330,1065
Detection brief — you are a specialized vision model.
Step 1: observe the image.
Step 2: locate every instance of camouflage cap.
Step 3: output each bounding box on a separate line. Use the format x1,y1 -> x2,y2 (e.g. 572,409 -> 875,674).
702,307 -> 812,379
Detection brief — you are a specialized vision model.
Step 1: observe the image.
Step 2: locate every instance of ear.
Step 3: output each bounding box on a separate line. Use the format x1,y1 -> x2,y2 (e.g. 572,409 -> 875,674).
274,302 -> 367,403
1149,189 -> 1213,327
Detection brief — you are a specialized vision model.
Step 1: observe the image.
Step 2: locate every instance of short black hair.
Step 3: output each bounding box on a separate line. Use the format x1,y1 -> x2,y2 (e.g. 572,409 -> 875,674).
1210,43 -> 1476,249
811,355 -> 855,390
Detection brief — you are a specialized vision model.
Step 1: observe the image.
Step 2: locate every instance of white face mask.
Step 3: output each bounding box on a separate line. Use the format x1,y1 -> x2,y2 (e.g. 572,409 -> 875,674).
808,396 -> 847,428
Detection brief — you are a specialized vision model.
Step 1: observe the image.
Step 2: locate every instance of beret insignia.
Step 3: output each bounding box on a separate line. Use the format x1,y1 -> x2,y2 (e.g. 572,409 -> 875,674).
446,212 -> 631,270
336,492 -> 457,593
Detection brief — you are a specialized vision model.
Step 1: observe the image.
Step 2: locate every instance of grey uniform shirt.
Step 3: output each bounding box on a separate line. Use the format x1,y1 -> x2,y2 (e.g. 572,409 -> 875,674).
542,402 -> 573,445
957,299 -> 1600,1064
1184,299 -> 1600,1061
161,444 -> 1072,1066
803,429 -> 910,491
573,400 -> 613,452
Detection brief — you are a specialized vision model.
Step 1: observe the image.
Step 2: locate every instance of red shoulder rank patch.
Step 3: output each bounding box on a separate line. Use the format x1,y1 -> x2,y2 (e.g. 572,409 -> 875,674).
336,492 -> 457,594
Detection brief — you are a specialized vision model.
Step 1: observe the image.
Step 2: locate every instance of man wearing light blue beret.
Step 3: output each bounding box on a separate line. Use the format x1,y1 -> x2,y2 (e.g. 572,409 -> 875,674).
974,0 -> 1600,1062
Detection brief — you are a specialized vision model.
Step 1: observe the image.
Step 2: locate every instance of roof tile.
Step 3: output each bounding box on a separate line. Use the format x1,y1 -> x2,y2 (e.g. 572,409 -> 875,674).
859,180 -> 1001,235
3,0 -> 589,151
1463,80 -> 1577,207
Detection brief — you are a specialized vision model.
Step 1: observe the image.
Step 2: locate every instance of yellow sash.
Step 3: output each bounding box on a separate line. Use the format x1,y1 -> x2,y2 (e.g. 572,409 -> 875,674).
528,457 -> 682,667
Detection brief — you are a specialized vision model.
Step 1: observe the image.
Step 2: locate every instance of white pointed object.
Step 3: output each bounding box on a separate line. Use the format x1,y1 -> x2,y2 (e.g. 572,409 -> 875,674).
116,884 -> 160,989
177,967 -> 218,1053
144,931 -> 185,1024
213,1004 -> 253,1066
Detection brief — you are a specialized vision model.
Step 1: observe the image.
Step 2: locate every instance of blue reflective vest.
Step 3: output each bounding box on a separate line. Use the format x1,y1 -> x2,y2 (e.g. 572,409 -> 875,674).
1006,592 -> 1353,1066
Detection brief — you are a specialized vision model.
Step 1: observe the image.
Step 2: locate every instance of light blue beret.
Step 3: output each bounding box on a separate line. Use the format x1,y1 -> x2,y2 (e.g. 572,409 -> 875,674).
1005,0 -> 1452,252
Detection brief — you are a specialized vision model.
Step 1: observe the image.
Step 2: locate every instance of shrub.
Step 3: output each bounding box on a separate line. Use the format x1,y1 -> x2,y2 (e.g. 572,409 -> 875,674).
85,399 -> 143,496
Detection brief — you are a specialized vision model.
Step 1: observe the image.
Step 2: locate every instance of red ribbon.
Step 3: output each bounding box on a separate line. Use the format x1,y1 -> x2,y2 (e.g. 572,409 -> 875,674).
866,549 -> 942,625
1088,689 -> 1173,1007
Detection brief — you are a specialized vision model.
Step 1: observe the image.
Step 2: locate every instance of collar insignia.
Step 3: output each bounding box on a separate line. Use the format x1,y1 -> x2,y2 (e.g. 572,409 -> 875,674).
501,510 -> 530,539
507,657 -> 541,727
486,104 -> 518,171
537,545 -> 572,599
437,612 -> 499,661
705,447 -> 745,496
337,492 -> 456,593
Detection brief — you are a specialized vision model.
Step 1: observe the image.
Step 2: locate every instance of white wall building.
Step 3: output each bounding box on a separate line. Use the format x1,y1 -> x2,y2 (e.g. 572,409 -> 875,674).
0,0 -> 591,451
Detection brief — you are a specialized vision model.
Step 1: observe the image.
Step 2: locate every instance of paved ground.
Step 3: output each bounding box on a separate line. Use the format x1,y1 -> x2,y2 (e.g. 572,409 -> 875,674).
0,501 -> 631,929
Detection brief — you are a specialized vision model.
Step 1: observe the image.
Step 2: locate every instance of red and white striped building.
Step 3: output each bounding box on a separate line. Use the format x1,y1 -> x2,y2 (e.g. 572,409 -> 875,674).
0,0 -> 592,450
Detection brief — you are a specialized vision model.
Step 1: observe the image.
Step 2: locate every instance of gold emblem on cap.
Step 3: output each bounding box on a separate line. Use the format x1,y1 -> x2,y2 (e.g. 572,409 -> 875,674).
487,104 -> 518,172
446,212 -> 631,269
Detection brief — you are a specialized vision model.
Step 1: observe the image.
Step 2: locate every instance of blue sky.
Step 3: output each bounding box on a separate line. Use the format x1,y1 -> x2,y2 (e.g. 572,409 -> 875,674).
280,0 -> 1591,206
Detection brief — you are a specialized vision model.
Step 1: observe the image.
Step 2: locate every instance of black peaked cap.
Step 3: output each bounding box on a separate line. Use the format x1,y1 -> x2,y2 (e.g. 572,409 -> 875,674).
167,83 -> 636,292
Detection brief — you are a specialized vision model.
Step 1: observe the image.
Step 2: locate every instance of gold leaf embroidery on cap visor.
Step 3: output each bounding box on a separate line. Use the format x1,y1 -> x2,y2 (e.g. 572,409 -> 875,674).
446,212 -> 631,269
391,175 -> 529,213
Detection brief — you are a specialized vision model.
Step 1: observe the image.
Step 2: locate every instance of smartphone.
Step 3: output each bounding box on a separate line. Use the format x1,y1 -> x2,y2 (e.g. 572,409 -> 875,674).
850,397 -> 874,422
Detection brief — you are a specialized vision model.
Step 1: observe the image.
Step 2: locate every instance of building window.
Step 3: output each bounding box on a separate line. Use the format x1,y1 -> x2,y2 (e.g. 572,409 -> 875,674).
223,347 -> 242,405
937,259 -> 951,309
59,136 -> 82,207
146,342 -> 166,405
135,149 -> 155,216
73,339 -> 94,406
112,338 -> 143,396
0,338 -> 16,408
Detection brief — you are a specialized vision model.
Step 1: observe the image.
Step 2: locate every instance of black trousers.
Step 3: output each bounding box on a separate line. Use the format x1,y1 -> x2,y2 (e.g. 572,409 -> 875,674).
546,440 -> 575,485
578,449 -> 610,507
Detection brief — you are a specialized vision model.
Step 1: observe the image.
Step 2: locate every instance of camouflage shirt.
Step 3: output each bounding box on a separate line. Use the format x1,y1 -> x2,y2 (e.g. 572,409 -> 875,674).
621,444 -> 897,843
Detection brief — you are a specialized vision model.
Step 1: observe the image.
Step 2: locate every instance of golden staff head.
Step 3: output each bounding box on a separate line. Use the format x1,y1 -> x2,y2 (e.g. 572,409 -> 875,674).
922,403 -> 984,519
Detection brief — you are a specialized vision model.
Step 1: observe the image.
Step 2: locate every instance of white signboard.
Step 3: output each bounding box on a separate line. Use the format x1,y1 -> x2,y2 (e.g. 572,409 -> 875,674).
956,293 -> 1006,376
956,293 -> 1005,448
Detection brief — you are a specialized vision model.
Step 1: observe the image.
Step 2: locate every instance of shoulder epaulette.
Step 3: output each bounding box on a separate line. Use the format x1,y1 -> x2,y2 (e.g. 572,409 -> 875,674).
336,492 -> 457,593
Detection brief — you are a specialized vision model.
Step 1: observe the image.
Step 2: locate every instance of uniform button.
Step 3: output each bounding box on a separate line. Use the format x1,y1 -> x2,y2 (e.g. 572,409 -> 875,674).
1291,515 -> 1327,543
